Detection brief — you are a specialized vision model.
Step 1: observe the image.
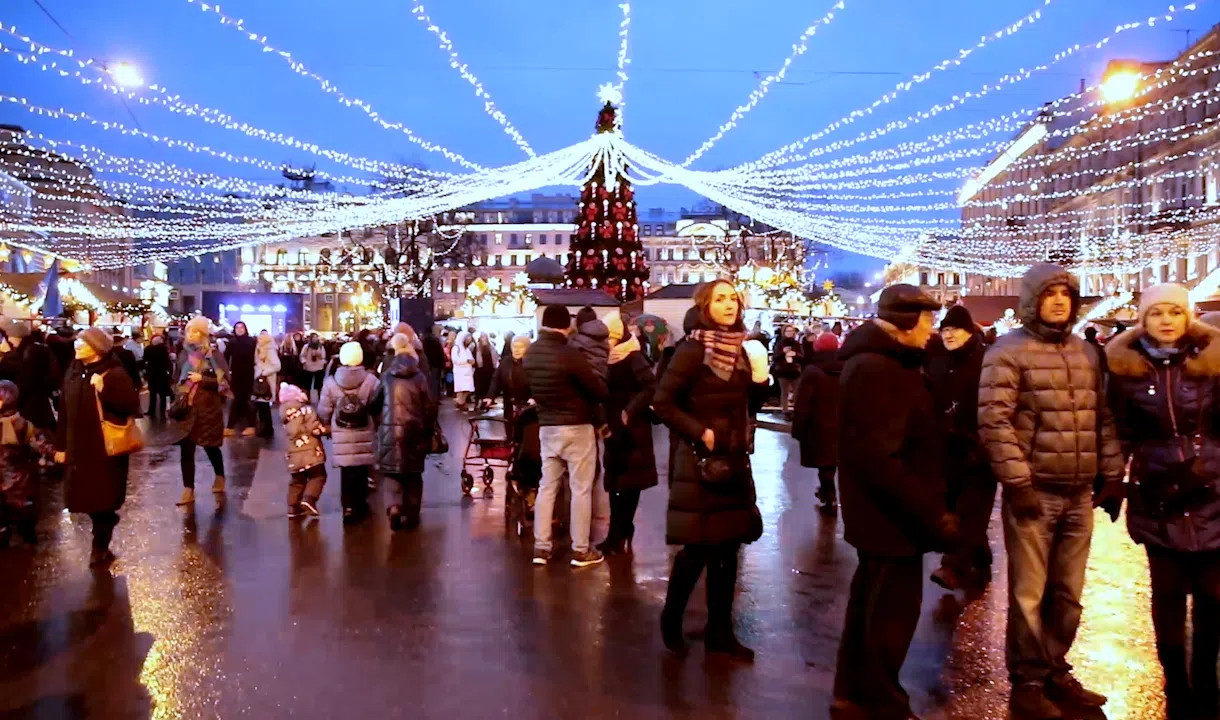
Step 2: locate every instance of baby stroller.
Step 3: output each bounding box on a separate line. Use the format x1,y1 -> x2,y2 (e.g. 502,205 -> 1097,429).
459,411 -> 515,497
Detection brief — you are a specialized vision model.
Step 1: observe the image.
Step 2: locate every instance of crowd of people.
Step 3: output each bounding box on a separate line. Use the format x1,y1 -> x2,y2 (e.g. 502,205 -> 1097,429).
2,264 -> 1219,718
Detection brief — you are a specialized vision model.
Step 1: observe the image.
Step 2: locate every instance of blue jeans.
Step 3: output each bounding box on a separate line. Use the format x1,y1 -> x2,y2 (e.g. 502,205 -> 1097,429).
535,425 -> 598,554
1002,486 -> 1094,685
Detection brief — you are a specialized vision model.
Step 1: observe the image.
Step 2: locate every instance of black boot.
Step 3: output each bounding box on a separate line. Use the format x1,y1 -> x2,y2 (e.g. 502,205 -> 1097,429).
1156,643 -> 1192,719
596,494 -> 625,554
704,548 -> 754,663
661,548 -> 704,655
1191,633 -> 1220,719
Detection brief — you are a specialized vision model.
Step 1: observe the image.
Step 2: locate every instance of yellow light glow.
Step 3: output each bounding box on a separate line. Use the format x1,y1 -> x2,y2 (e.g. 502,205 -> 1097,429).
1101,71 -> 1141,104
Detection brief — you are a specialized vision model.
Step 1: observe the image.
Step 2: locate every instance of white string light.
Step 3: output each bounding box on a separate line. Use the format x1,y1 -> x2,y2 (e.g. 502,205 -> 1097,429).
178,1 -> 483,170
409,1 -> 535,157
614,2 -> 631,124
680,0 -> 847,167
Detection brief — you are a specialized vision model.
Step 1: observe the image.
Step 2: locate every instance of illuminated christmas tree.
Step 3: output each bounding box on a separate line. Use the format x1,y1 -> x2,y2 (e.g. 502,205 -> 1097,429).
565,92 -> 649,301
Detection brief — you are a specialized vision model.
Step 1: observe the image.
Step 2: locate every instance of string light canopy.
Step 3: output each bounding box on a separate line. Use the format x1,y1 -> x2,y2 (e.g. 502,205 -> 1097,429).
0,0 -> 1214,282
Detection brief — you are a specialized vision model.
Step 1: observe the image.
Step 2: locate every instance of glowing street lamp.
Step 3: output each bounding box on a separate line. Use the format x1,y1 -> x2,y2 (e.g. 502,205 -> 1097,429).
1101,70 -> 1141,105
107,61 -> 144,88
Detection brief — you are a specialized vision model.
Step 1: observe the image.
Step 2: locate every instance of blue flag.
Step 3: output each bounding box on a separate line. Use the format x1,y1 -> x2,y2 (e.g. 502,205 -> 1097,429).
38,259 -> 61,318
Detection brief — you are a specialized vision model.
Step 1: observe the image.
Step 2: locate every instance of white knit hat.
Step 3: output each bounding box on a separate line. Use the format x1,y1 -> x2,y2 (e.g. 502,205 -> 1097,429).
339,341 -> 364,367
1139,283 -> 1193,327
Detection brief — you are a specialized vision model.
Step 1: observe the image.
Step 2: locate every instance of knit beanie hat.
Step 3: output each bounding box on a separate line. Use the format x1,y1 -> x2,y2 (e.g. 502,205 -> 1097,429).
602,310 -> 626,343
1139,283 -> 1193,327
541,304 -> 571,330
0,379 -> 18,407
814,332 -> 840,352
278,382 -> 307,405
575,305 -> 598,327
78,326 -> 113,356
389,333 -> 416,357
940,304 -> 976,333
339,341 -> 364,367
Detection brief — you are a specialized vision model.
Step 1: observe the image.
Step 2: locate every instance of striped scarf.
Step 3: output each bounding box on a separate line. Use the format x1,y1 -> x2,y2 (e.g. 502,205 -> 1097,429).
688,328 -> 747,381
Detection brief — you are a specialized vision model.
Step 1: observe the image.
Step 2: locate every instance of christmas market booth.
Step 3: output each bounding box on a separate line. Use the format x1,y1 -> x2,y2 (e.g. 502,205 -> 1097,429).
0,270 -> 160,330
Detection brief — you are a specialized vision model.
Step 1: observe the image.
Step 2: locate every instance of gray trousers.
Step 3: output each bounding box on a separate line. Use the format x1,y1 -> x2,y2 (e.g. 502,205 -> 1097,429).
535,424 -> 598,553
1002,486 -> 1093,685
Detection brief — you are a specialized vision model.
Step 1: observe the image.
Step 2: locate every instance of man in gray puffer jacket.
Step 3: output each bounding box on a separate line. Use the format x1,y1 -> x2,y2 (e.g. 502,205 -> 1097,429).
978,263 -> 1125,718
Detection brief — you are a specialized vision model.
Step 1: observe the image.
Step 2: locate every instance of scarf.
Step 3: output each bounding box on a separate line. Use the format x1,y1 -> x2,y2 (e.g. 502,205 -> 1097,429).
609,334 -> 641,366
180,341 -> 227,386
688,328 -> 747,381
1139,334 -> 1186,362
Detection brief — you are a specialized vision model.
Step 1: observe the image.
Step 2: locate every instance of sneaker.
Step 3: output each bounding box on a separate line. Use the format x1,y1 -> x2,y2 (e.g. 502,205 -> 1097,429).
300,499 -> 320,517
532,548 -> 552,566
241,427 -> 256,437
930,566 -> 961,591
1010,682 -> 1064,719
570,549 -> 605,568
1045,672 -> 1106,708
223,428 -> 236,438
287,505 -> 305,519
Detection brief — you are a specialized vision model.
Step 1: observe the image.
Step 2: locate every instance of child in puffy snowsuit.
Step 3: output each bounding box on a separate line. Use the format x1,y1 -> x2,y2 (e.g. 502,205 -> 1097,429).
0,380 -> 55,545
279,382 -> 328,518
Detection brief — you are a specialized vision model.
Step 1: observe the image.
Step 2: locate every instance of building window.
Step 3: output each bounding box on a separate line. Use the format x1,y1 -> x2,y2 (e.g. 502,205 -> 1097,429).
642,225 -> 652,236
1207,168 -> 1218,206
495,233 -> 503,245
479,233 -> 488,245
539,234 -> 548,245
510,233 -> 519,246
919,271 -> 929,286
511,255 -> 519,266
449,278 -> 458,293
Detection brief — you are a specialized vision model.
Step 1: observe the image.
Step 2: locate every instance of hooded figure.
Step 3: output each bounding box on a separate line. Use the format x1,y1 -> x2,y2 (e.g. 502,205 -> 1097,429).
451,331 -> 477,405
372,350 -> 438,530
977,263 -> 1125,716
318,341 -> 380,522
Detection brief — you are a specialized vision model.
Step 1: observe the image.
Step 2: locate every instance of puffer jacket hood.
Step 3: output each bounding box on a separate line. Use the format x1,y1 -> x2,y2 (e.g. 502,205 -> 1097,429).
387,353 -> 420,379
838,320 -> 925,369
1106,322 -> 1220,378
577,318 -> 609,342
333,364 -> 370,390
1018,263 -> 1081,341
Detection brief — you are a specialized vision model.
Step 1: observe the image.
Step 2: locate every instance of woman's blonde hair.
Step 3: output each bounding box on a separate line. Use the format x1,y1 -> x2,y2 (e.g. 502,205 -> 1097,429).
390,332 -> 417,357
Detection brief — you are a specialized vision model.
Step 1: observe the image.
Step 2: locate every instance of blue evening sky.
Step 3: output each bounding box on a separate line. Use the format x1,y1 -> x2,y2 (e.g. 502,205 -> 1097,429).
3,0 -> 1217,274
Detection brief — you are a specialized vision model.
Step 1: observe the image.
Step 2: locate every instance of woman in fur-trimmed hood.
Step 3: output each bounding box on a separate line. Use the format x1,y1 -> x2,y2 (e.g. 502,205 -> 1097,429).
1105,283 -> 1220,715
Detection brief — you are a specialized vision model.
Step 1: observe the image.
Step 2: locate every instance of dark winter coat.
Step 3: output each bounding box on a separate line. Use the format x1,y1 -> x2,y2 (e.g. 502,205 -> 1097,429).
371,354 -> 437,475
925,333 -> 991,475
224,334 -> 257,398
47,333 -> 73,392
570,319 -> 610,380
113,345 -> 142,391
978,264 -> 1125,491
0,410 -> 54,508
0,339 -> 57,430
838,320 -> 948,557
317,365 -> 380,467
771,335 -> 803,380
1107,324 -> 1220,552
654,323 -> 763,547
523,330 -> 608,427
422,334 -> 446,375
792,352 -> 843,469
603,348 -> 658,492
173,343 -> 229,448
56,353 -> 140,515
143,343 -> 173,395
487,357 -> 531,421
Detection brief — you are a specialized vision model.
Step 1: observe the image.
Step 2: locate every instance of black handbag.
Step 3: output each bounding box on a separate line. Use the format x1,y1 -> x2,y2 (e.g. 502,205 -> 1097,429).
253,376 -> 272,401
167,392 -> 190,421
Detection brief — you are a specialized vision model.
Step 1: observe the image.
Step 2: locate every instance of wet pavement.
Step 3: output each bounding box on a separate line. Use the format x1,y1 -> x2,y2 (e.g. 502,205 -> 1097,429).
0,402 -> 1168,719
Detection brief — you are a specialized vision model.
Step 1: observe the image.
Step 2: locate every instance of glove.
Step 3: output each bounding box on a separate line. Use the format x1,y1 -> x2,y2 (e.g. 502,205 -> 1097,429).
742,340 -> 770,384
1005,485 -> 1043,521
1094,481 -> 1125,522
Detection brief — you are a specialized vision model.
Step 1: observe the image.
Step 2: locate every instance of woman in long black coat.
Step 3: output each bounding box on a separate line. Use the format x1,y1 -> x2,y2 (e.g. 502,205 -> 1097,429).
597,311 -> 658,555
143,335 -> 173,421
654,279 -> 767,662
371,342 -> 438,531
56,328 -> 140,567
223,321 -> 257,437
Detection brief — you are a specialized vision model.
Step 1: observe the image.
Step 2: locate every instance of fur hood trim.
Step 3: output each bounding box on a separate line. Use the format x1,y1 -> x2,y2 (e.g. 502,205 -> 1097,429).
1105,322 -> 1220,378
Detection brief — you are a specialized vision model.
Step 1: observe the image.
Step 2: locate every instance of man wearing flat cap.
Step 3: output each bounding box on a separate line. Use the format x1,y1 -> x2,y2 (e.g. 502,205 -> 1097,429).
831,284 -> 959,720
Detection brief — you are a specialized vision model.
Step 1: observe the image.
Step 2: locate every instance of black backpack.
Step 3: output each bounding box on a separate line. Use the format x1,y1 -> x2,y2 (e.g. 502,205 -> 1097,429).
335,390 -> 369,429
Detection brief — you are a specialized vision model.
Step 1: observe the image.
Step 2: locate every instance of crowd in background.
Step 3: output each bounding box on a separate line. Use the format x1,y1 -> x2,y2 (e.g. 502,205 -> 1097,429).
4,265 -> 1220,718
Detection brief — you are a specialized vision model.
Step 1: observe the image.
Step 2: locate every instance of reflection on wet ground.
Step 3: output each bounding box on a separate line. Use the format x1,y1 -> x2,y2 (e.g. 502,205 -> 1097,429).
0,406 -> 1167,719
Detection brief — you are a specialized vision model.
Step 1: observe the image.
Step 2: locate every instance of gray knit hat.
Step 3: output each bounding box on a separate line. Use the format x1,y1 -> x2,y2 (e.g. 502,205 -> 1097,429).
78,326 -> 114,356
